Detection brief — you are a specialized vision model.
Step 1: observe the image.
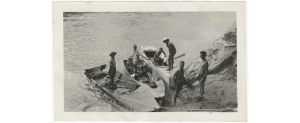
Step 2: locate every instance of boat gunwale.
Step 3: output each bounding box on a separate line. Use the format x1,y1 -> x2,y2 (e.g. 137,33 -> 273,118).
100,86 -> 160,111
85,68 -> 160,112
121,58 -> 163,98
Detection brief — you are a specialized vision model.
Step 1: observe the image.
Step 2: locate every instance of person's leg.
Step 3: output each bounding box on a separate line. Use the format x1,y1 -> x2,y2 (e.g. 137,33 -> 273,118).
169,54 -> 173,70
110,76 -> 114,86
174,84 -> 182,104
110,69 -> 117,89
199,82 -> 204,99
183,79 -> 191,87
108,69 -> 112,86
200,77 -> 206,99
134,63 -> 137,74
195,79 -> 204,102
171,51 -> 176,69
157,58 -> 163,65
167,51 -> 174,71
166,56 -> 171,71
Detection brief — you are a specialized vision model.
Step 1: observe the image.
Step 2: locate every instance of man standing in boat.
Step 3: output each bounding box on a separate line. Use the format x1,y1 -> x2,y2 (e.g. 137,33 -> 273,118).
132,45 -> 149,74
108,51 -> 117,89
173,61 -> 191,104
163,38 -> 176,71
195,51 -> 209,102
153,47 -> 166,66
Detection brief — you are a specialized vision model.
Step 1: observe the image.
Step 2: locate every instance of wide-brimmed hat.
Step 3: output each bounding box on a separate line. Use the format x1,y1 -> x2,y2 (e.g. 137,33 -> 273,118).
109,51 -> 117,56
163,38 -> 169,43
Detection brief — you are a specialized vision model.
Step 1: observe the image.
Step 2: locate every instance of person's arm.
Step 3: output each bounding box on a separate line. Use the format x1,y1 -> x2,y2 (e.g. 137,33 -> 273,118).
153,52 -> 158,58
162,51 -> 166,57
200,71 -> 207,82
173,70 -> 178,83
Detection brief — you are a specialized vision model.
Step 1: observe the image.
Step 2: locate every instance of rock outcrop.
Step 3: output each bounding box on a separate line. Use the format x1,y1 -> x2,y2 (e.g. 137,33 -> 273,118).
185,22 -> 237,82
206,22 -> 237,74
178,22 -> 238,109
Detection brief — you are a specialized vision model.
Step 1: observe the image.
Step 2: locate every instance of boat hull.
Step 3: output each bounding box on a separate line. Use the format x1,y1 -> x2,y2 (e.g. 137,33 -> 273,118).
122,58 -> 165,99
101,85 -> 160,112
85,65 -> 160,112
140,46 -> 177,89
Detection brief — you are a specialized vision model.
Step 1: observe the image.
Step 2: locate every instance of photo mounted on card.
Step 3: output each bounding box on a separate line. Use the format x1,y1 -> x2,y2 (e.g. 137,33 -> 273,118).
53,1 -> 246,122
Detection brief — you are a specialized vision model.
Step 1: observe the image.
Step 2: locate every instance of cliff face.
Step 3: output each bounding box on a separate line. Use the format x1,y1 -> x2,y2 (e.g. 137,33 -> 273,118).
185,22 -> 237,82
207,23 -> 237,74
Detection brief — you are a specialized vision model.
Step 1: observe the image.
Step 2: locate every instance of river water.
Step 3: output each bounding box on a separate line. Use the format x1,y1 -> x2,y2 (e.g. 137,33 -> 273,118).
63,12 -> 236,112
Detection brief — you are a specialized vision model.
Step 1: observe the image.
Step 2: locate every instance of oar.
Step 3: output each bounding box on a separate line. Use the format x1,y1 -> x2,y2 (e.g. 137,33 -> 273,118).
165,53 -> 186,63
174,53 -> 186,59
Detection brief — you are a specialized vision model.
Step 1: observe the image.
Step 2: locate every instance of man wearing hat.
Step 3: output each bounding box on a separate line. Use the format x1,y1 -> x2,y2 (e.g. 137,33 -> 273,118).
108,51 -> 117,89
163,38 -> 177,71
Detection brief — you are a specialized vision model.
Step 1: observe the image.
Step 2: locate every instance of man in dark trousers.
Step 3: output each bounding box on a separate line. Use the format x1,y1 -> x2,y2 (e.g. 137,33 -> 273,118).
195,51 -> 209,102
108,51 -> 117,89
163,38 -> 176,71
173,61 -> 191,104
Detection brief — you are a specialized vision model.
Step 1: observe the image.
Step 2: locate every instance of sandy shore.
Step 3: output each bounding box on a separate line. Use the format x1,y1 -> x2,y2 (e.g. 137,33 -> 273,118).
157,73 -> 237,112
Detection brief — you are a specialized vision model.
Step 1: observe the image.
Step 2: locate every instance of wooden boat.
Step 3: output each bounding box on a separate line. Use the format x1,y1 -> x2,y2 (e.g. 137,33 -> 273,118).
122,56 -> 165,100
140,46 -> 178,89
84,64 -> 160,112
140,46 -> 192,89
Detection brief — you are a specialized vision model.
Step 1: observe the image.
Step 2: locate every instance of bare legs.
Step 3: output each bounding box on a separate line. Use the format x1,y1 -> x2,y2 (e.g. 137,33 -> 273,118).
174,84 -> 182,104
167,51 -> 176,71
195,77 -> 206,102
199,84 -> 204,100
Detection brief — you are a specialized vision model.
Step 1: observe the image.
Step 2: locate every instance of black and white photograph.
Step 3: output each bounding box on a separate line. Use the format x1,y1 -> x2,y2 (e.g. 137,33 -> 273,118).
5,0 -> 300,123
53,2 -> 246,121
64,12 -> 237,112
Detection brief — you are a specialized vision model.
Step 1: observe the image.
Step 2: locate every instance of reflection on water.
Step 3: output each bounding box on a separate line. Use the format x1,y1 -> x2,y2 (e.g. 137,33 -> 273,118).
64,12 -> 236,112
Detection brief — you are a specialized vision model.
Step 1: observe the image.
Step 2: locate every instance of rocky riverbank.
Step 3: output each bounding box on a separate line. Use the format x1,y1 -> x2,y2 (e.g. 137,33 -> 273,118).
172,22 -> 237,111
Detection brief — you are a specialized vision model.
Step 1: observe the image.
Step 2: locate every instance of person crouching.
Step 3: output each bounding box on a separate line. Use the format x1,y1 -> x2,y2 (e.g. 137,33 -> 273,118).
173,61 -> 191,104
153,47 -> 166,66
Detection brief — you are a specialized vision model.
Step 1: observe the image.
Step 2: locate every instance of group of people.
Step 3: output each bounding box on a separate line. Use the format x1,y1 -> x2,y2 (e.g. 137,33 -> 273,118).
173,51 -> 208,104
106,44 -> 149,89
107,38 -> 209,104
152,38 -> 177,71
